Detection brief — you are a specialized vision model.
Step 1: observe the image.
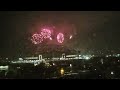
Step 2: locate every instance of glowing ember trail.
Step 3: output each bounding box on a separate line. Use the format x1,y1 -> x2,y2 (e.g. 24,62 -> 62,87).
69,35 -> 72,39
57,33 -> 64,43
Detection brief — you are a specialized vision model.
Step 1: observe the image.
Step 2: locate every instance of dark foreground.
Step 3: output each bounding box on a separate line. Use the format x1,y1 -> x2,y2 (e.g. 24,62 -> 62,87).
0,56 -> 120,79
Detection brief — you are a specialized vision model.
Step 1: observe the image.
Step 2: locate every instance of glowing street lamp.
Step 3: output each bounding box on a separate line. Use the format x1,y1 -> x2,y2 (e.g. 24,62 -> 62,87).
60,68 -> 64,75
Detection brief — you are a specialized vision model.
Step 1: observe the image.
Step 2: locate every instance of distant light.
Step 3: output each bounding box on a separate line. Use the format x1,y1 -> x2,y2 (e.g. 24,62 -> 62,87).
69,35 -> 72,39
19,58 -> 23,61
70,64 -> 72,67
53,63 -> 55,66
117,54 -> 120,57
106,55 -> 109,57
95,69 -> 96,70
111,71 -> 114,75
60,68 -> 64,75
101,59 -> 103,64
25,57 -> 38,60
17,67 -> 20,69
34,63 -> 38,66
118,60 -> 119,62
85,56 -> 90,60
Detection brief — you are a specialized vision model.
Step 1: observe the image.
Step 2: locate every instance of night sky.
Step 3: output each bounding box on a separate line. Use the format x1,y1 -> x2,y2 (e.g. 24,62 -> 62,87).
0,11 -> 120,56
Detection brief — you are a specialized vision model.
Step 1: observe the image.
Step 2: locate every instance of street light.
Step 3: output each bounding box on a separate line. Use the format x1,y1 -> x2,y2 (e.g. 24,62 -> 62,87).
60,68 -> 64,75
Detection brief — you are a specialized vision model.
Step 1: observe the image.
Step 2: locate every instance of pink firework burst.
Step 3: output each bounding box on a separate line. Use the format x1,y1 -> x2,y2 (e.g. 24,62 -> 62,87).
31,34 -> 43,44
41,28 -> 51,39
57,33 -> 64,43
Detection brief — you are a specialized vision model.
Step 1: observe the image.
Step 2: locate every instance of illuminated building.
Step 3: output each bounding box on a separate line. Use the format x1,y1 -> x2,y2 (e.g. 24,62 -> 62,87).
0,66 -> 9,71
11,55 -> 46,66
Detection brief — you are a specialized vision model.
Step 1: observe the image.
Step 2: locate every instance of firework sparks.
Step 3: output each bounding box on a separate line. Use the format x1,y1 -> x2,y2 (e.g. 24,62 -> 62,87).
31,34 -> 43,44
57,33 -> 64,43
41,28 -> 52,39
